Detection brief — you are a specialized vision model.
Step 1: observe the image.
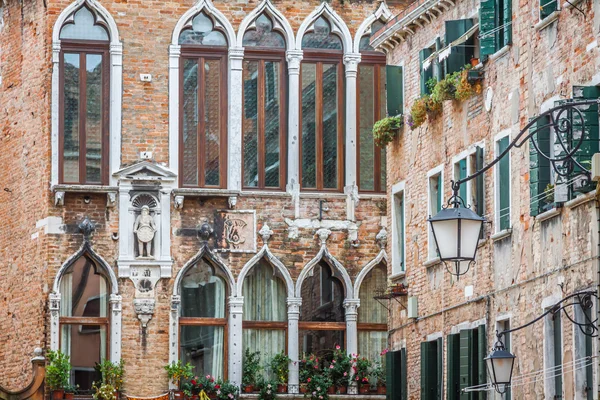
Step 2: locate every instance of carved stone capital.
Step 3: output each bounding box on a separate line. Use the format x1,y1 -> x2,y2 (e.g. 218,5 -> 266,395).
286,50 -> 303,72
228,196 -> 237,209
316,228 -> 331,245
376,228 -> 388,249
133,298 -> 155,328
229,296 -> 244,314
287,296 -> 302,316
110,294 -> 122,313
343,298 -> 360,318
49,293 -> 61,311
259,223 -> 274,244
343,53 -> 361,73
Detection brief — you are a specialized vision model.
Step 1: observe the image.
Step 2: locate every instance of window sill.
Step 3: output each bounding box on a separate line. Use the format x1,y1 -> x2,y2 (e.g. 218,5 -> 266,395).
423,257 -> 441,268
240,395 -> 385,400
491,228 -> 512,242
358,193 -> 388,200
534,11 -> 560,31
300,192 -> 347,199
489,45 -> 511,61
390,271 -> 406,281
240,190 -> 291,198
535,207 -> 562,222
565,191 -> 596,209
51,184 -> 118,207
173,188 -> 240,197
563,0 -> 583,9
477,238 -> 488,248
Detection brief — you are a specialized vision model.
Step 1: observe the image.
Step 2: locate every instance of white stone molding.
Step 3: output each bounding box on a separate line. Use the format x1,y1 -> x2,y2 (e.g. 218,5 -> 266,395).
228,46 -> 245,191
236,0 -> 295,51
168,294 -> 181,370
352,2 -> 393,54
353,249 -> 388,299
287,296 -> 302,394
51,0 -> 123,187
109,294 -> 122,361
343,297 -> 360,380
296,2 -> 352,54
228,296 -> 244,387
286,50 -> 303,192
169,0 -> 237,181
344,53 -> 361,194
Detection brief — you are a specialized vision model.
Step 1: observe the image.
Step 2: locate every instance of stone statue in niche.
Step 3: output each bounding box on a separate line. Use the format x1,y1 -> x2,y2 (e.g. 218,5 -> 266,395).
134,205 -> 156,258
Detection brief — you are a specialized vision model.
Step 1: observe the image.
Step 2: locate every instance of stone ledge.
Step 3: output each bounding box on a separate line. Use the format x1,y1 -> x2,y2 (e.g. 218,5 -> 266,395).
535,207 -> 562,222
51,184 -> 118,207
565,192 -> 596,209
489,45 -> 510,62
491,228 -> 512,242
423,257 -> 441,268
240,395 -> 386,400
390,271 -> 406,281
534,11 -> 560,31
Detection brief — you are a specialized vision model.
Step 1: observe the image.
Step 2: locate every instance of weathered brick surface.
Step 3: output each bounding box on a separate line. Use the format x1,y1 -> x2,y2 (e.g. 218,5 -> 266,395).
381,0 -> 600,399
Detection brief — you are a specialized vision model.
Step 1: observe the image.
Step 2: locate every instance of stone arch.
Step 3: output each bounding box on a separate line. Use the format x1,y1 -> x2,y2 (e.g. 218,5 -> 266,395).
236,244 -> 294,298
352,2 -> 393,54
171,0 -> 236,47
296,2 -> 352,54
52,0 -> 120,45
353,249 -> 388,300
295,244 -> 353,299
236,0 -> 295,51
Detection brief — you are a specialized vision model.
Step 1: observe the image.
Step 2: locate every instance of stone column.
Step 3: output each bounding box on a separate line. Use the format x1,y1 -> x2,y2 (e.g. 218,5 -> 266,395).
49,293 -> 61,351
168,44 -> 181,174
344,298 -> 360,395
286,50 -> 303,192
228,296 -> 244,387
109,294 -> 123,362
343,53 -> 361,189
168,295 -> 181,389
287,297 -> 302,394
109,42 -> 123,186
117,184 -> 132,276
228,47 -> 245,191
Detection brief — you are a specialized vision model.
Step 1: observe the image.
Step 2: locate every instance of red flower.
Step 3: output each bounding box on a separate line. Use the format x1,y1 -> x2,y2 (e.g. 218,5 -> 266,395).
215,385 -> 221,390
191,380 -> 197,385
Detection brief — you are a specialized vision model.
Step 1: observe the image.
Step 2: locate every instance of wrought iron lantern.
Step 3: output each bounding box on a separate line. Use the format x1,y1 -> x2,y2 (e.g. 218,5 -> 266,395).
484,335 -> 516,394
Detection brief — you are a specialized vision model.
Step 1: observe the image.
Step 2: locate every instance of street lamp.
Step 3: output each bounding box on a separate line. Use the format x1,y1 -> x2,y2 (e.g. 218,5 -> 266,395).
427,189 -> 485,277
484,334 -> 515,394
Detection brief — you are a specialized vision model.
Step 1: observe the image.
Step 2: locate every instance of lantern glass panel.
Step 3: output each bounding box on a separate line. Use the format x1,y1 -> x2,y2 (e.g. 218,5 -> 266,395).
460,218 -> 483,259
431,219 -> 458,259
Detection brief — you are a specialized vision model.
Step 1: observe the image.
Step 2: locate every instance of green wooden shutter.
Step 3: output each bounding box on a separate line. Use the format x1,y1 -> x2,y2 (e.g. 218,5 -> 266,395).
447,334 -> 461,400
477,325 -> 487,400
421,342 -> 429,400
459,330 -> 473,400
502,0 -> 512,47
572,86 -> 600,195
400,348 -> 408,400
386,350 -> 396,400
458,158 -> 468,204
479,0 -> 497,57
553,313 -> 563,398
435,38 -> 444,82
420,48 -> 434,95
504,330 -> 511,400
540,0 -> 558,19
444,19 -> 475,75
399,193 -> 405,271
386,65 -> 403,117
437,338 -> 443,399
498,136 -> 510,231
529,115 -> 551,217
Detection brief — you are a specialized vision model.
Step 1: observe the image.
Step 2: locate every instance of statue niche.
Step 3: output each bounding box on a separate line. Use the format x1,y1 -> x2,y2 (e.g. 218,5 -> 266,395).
132,194 -> 158,259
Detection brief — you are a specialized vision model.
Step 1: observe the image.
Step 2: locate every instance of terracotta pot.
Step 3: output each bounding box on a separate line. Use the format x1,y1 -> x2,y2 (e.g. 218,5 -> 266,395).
276,384 -> 287,394
376,385 -> 386,395
359,384 -> 370,394
471,58 -> 480,68
326,385 -> 335,394
208,393 -> 217,400
52,390 -> 65,400
173,391 -> 185,400
114,391 -> 120,400
299,385 -> 308,394
64,393 -> 74,400
336,386 -> 347,394
191,395 -> 199,400
243,386 -> 254,394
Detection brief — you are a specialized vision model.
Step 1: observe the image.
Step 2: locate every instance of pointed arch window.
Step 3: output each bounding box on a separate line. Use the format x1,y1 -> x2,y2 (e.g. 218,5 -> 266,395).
59,5 -> 110,185
299,261 -> 346,356
300,17 -> 344,192
241,14 -> 287,190
242,259 -> 287,379
59,255 -> 110,391
179,258 -> 228,379
180,12 -> 228,188
357,263 -> 387,361
357,19 -> 387,193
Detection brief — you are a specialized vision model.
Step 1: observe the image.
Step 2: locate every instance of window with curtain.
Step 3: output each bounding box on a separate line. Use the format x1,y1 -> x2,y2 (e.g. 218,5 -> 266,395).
358,264 -> 387,361
59,256 -> 109,391
242,14 -> 287,190
180,258 -> 227,379
242,259 -> 287,379
300,17 -> 344,192
357,21 -> 387,193
179,12 -> 228,188
299,261 -> 345,357
59,5 -> 110,185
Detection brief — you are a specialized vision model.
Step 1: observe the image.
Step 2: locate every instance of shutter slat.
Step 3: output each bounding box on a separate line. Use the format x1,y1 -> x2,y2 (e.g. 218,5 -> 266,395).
503,0 -> 512,46
459,330 -> 473,400
459,158 -> 467,203
421,342 -> 428,400
447,334 -> 460,400
477,326 -> 487,400
386,65 -> 403,117
400,348 -> 408,400
437,338 -> 443,399
479,0 -> 497,57
529,116 -> 551,216
554,313 -> 563,398
386,350 -> 394,400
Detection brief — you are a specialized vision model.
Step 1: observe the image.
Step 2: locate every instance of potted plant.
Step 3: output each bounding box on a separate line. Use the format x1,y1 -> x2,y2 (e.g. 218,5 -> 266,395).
97,359 -> 125,400
93,383 -> 117,400
410,97 -> 428,129
181,382 -> 194,400
164,360 -> 194,400
64,384 -> 78,400
46,350 -> 71,400
257,380 -> 277,400
454,69 -> 475,102
215,379 -> 238,400
372,116 -> 403,147
329,345 -> 351,394
371,359 -> 386,394
306,374 -> 332,400
242,349 -> 262,393
192,375 -> 216,398
431,74 -> 457,104
299,354 -> 319,393
425,95 -> 442,119
352,357 -> 372,394
270,351 -> 290,393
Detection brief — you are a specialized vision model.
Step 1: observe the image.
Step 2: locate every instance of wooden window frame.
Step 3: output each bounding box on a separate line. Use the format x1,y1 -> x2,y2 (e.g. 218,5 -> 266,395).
179,317 -> 229,380
59,40 -> 110,185
299,51 -> 345,193
356,53 -> 387,194
179,46 -> 228,189
241,49 -> 287,191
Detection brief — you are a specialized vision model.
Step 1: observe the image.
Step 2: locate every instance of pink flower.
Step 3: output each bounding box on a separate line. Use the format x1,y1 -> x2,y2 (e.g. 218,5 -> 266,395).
206,375 -> 211,379
216,391 -> 221,395
316,387 -> 321,391
333,360 -> 336,364
267,385 -> 271,389
267,391 -> 271,395
228,394 -> 233,399
329,365 -> 334,369
312,392 -> 316,396
343,372 -> 347,377
319,396 -> 323,399
307,378 -> 311,383
335,345 -> 341,350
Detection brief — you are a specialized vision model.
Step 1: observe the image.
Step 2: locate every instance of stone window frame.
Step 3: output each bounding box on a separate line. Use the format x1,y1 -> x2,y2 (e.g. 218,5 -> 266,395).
494,129 -> 512,234
391,181 -> 406,277
426,164 -> 444,262
51,0 -> 123,188
542,293 -> 564,399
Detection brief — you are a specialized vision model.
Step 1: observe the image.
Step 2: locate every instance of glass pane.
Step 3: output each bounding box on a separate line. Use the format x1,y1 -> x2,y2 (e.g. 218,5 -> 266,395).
242,14 -> 285,48
301,17 -> 342,50
322,63 -> 338,189
359,64 -> 374,191
243,60 -> 259,188
183,59 -> 199,186
180,325 -> 225,379
179,12 -> 227,46
300,330 -> 345,357
59,257 -> 109,318
243,329 -> 286,380
59,6 -> 109,41
85,54 -> 103,183
264,61 -> 281,188
301,63 -> 317,188
63,53 -> 80,183
358,264 -> 387,324
61,324 -> 106,391
181,259 -> 226,318
300,262 -> 344,322
357,331 -> 387,362
379,67 -> 387,190
204,59 -> 221,186
242,259 -> 287,321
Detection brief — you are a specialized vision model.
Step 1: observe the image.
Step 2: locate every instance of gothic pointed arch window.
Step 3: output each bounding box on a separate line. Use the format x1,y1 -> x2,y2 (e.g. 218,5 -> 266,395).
357,19 -> 387,193
179,257 -> 228,379
179,12 -> 228,188
59,255 -> 110,391
300,16 -> 344,192
58,5 -> 110,185
357,262 -> 387,361
241,13 -> 287,190
242,258 -> 287,379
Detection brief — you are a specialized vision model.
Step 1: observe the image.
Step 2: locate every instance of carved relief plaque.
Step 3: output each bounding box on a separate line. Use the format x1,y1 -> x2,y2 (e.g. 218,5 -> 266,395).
214,210 -> 256,253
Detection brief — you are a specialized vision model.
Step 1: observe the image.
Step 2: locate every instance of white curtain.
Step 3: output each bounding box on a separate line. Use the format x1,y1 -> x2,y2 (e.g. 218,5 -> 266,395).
60,273 -> 73,358
243,329 -> 285,379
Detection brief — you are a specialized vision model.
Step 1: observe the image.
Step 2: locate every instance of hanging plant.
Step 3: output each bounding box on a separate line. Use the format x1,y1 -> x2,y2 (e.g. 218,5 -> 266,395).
454,69 -> 475,101
431,73 -> 457,104
425,96 -> 442,119
372,116 -> 403,147
410,97 -> 428,129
